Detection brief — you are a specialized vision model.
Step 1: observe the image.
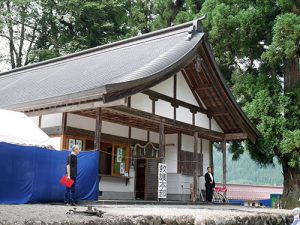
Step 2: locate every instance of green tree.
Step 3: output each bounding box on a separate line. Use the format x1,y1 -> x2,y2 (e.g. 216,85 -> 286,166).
30,0 -> 131,63
0,0 -> 40,69
126,0 -> 154,34
199,0 -> 300,208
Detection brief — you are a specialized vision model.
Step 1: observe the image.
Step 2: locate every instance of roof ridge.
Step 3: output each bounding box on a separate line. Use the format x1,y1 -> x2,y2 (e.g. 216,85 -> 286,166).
0,18 -> 204,78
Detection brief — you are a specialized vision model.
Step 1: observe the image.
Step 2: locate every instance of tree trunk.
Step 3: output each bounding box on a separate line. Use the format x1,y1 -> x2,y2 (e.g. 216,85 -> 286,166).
6,1 -> 16,69
281,159 -> 300,209
284,56 -> 300,90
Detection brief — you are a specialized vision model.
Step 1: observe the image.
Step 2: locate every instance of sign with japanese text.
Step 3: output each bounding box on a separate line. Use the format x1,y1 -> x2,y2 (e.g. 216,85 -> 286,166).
117,148 -> 123,162
158,163 -> 167,199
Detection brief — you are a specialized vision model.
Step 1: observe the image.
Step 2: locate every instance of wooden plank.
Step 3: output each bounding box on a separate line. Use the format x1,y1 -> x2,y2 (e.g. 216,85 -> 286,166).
107,106 -> 224,141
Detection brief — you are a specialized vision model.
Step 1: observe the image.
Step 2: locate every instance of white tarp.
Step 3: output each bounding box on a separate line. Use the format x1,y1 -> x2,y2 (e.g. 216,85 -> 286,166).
0,109 -> 53,148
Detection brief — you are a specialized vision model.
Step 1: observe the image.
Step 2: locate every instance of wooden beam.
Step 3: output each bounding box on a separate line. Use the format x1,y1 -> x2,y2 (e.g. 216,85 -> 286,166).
107,106 -> 224,141
94,108 -> 102,151
224,133 -> 247,140
142,89 -> 208,115
24,98 -> 127,116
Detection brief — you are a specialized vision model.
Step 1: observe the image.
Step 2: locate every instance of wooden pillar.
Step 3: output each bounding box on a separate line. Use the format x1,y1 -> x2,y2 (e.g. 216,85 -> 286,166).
193,132 -> 198,202
38,116 -> 42,128
159,123 -> 165,163
222,140 -> 226,188
61,112 -> 68,150
177,132 -> 181,174
208,116 -> 213,167
94,108 -> 102,150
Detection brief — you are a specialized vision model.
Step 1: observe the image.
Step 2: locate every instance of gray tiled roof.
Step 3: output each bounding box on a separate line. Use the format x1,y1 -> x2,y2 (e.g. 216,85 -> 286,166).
0,20 -> 204,110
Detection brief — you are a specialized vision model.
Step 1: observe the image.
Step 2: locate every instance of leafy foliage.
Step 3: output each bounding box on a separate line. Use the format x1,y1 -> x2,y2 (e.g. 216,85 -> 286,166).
0,0 -> 299,208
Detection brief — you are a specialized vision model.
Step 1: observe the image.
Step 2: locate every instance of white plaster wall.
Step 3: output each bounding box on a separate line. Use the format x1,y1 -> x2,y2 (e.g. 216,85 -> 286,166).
131,127 -> 147,141
168,173 -> 206,194
195,113 -> 209,129
181,134 -> 193,152
150,76 -> 174,97
99,166 -> 135,193
102,121 -> 129,138
131,93 -> 152,113
149,131 -> 159,143
50,137 -> 61,150
167,173 -> 194,195
29,116 -> 39,126
67,113 -> 96,131
41,113 -> 62,128
177,72 -> 198,105
165,134 -> 178,173
211,117 -> 223,133
176,106 -> 192,124
155,99 -> 173,119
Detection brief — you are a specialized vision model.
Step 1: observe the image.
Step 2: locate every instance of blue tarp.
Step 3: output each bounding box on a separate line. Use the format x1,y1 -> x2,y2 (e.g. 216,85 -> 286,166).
0,142 -> 99,204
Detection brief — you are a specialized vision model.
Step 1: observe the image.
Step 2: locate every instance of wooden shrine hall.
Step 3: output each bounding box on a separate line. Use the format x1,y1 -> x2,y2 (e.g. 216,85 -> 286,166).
0,18 -> 259,201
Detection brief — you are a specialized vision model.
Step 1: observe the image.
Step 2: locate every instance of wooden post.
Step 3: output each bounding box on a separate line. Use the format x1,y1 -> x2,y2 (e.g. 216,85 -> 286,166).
173,74 -> 177,120
208,116 -> 213,168
222,140 -> 226,188
61,112 -> 67,150
38,116 -> 42,128
177,132 -> 181,174
94,108 -> 102,150
193,131 -> 198,202
159,123 -> 165,163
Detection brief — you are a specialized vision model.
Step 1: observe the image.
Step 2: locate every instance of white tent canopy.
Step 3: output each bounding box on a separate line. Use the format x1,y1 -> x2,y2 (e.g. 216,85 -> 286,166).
0,109 -> 53,148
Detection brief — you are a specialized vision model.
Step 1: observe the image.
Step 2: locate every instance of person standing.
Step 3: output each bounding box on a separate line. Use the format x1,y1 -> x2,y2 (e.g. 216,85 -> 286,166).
65,145 -> 80,206
205,166 -> 215,202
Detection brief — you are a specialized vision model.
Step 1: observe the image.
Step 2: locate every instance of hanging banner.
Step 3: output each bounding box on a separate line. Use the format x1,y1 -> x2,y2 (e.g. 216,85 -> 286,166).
158,163 -> 167,199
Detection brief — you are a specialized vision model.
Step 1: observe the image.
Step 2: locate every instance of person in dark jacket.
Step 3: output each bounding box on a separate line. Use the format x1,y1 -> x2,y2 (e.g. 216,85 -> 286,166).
64,145 -> 80,206
205,166 -> 215,202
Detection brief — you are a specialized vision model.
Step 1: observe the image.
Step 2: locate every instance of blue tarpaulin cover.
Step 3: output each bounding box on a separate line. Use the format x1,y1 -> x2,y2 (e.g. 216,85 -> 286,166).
0,142 -> 99,204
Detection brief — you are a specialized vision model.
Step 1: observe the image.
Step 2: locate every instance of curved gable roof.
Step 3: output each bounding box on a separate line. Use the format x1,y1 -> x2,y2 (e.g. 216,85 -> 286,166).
0,20 -> 203,110
0,18 -> 259,143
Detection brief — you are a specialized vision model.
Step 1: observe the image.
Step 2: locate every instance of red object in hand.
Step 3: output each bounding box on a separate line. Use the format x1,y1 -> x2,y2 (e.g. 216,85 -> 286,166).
60,175 -> 74,188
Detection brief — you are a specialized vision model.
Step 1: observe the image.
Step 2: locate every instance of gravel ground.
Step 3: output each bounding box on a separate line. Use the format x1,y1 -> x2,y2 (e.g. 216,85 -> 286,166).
0,204 -> 292,224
